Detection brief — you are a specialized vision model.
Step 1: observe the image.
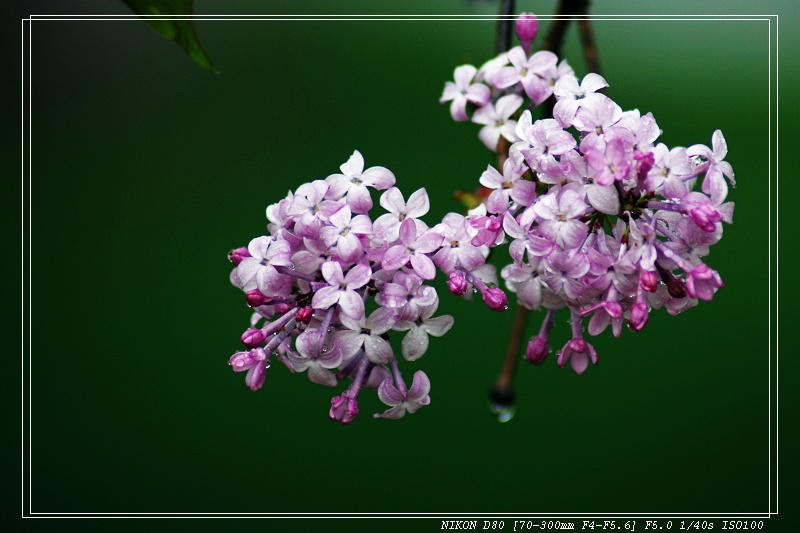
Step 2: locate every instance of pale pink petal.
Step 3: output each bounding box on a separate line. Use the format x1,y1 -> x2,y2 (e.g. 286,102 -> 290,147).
465,83 -> 491,106
337,290 -> 365,319
379,187 -> 405,214
361,166 -> 396,190
337,233 -> 361,262
364,336 -> 393,363
349,214 -> 373,235
347,184 -> 373,214
308,366 -> 338,387
382,245 -> 411,271
377,378 -> 404,406
321,261 -> 344,285
587,184 -> 620,215
510,180 -> 537,207
340,150 -> 365,176
405,188 -> 430,218
478,126 -> 501,150
422,315 -> 454,337
311,286 -> 340,310
344,263 -> 372,289
571,351 -> 589,375
580,72 -> 608,93
496,94 -> 524,119
401,326 -> 430,361
407,370 -> 432,401
363,308 -> 393,335
410,254 -> 436,280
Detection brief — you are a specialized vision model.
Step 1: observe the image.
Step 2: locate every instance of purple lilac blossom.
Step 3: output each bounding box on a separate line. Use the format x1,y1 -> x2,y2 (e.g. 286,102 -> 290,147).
437,10 -> 735,376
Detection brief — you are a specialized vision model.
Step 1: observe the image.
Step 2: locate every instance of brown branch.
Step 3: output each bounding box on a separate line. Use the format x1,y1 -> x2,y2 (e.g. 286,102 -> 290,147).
495,0 -> 517,55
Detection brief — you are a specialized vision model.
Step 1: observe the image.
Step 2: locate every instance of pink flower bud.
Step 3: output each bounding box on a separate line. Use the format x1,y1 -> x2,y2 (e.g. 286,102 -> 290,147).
639,270 -> 659,292
515,13 -> 539,52
448,271 -> 468,296
295,306 -> 314,323
246,289 -> 270,307
629,301 -> 649,332
525,335 -> 549,365
482,287 -> 508,312
228,247 -> 250,265
330,391 -> 359,424
241,328 -> 267,347
689,204 -> 723,232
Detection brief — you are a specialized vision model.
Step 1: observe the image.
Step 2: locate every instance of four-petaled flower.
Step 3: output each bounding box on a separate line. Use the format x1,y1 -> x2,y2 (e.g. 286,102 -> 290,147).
374,371 -> 432,419
439,65 -> 491,121
312,261 -> 372,319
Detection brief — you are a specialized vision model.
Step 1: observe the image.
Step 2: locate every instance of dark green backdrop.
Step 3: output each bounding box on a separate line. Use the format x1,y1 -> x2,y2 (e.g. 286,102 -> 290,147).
16,0 -> 796,528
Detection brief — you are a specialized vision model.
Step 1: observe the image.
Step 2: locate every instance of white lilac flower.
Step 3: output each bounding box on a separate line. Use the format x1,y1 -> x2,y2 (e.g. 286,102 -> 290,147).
373,186 -> 430,242
374,369 -> 431,419
325,150 -> 396,214
311,261 -> 371,320
392,301 -> 454,361
439,65 -> 491,121
472,94 -> 524,151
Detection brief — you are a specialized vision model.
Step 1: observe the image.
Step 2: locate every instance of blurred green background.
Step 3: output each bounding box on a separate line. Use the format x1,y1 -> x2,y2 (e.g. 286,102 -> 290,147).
16,0 -> 795,526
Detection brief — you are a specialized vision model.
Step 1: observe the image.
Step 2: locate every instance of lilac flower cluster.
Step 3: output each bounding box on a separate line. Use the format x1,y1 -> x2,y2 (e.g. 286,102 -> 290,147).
227,151 -> 510,423
440,14 -> 735,375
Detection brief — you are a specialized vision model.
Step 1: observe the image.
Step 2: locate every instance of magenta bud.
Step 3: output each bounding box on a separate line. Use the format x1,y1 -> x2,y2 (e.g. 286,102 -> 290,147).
330,392 -> 359,424
228,247 -> 250,265
241,327 -> 267,348
515,12 -> 539,50
629,302 -> 649,332
295,306 -> 313,323
689,205 -> 722,233
640,270 -> 659,292
525,336 -> 549,365
448,271 -> 468,296
246,289 -> 270,307
635,151 -> 655,182
482,287 -> 508,312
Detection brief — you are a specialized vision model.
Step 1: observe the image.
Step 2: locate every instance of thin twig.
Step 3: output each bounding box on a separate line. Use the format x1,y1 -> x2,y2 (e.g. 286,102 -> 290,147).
495,0 -> 516,56
577,10 -> 602,75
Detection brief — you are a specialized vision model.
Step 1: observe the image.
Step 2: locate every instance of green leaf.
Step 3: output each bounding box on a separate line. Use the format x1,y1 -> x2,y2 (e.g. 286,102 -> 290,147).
122,0 -> 219,73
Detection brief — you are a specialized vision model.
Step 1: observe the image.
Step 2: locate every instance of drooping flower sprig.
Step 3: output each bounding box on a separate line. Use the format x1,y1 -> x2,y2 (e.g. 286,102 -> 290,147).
227,151 -> 511,423
439,13 -> 735,375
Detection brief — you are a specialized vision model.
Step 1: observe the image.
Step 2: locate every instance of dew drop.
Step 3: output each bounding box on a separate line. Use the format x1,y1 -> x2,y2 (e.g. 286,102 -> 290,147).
490,403 -> 516,423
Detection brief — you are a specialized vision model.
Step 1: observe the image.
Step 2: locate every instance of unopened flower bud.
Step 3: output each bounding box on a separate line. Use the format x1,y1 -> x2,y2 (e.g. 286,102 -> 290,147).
689,204 -> 722,233
482,287 -> 508,312
246,289 -> 270,307
629,301 -> 649,332
241,327 -> 267,347
525,335 -> 549,365
330,391 -> 359,424
515,13 -> 539,53
228,247 -> 250,265
640,270 -> 659,292
448,271 -> 468,296
295,306 -> 314,322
